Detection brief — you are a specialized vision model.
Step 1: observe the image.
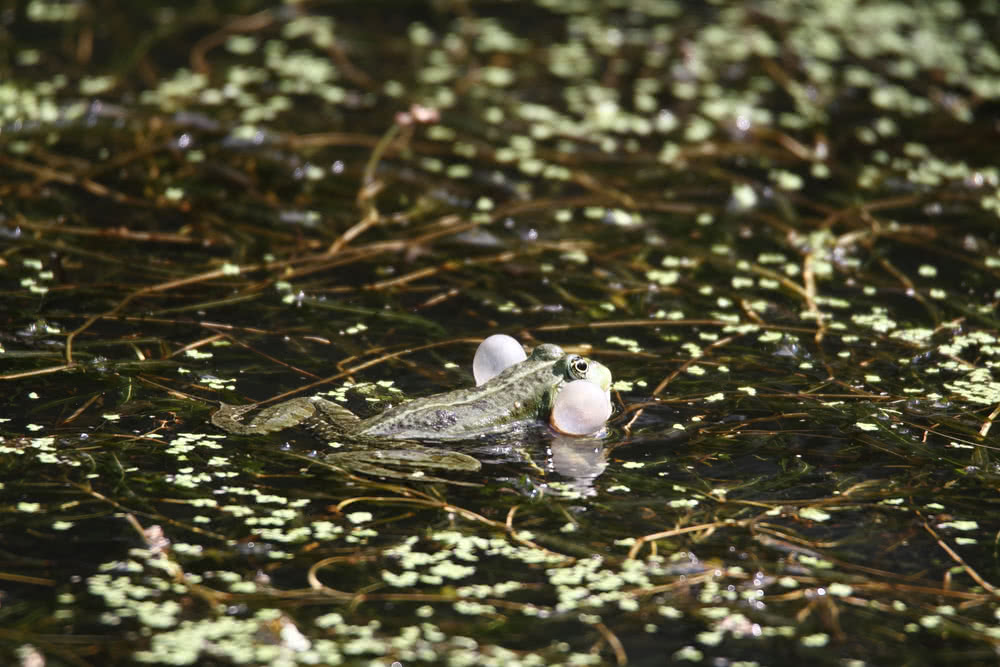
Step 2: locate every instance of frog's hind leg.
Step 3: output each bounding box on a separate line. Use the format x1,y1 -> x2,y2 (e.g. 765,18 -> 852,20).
212,397 -> 318,435
326,445 -> 481,481
379,447 -> 481,472
302,398 -> 360,441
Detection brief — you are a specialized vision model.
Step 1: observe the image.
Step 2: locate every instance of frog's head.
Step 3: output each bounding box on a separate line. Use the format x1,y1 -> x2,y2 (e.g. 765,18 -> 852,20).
543,347 -> 613,435
559,353 -> 612,395
531,344 -> 612,395
489,342 -> 612,434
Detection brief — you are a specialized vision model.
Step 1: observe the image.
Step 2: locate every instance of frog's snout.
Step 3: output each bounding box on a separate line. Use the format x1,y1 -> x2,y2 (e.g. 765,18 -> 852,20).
588,360 -> 612,394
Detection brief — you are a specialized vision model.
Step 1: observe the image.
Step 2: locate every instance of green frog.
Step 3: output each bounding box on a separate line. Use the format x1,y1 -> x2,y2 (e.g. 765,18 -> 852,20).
212,343 -> 612,479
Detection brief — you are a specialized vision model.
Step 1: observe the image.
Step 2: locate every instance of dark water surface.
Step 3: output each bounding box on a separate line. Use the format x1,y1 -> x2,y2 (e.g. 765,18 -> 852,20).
2,1 -> 1000,665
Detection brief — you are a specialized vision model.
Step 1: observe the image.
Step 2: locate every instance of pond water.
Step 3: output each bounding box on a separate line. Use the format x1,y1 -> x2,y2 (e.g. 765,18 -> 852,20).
2,1 -> 1000,665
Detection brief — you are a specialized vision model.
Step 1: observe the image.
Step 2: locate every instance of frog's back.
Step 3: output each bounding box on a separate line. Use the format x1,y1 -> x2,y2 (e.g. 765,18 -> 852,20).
357,348 -> 563,441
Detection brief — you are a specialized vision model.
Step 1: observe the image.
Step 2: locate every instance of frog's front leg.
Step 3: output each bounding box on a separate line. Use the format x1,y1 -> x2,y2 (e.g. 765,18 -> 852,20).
212,397 -> 319,435
301,397 -> 360,441
326,446 -> 481,480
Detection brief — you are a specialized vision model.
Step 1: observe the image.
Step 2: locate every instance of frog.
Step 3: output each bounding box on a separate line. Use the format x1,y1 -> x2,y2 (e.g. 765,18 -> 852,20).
211,343 -> 612,480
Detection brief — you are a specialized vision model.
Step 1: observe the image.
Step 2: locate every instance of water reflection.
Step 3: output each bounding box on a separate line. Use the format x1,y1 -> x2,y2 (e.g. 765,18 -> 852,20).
548,433 -> 608,496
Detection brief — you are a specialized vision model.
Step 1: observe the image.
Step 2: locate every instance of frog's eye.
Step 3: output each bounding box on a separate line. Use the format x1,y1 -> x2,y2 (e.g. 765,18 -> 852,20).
571,357 -> 589,377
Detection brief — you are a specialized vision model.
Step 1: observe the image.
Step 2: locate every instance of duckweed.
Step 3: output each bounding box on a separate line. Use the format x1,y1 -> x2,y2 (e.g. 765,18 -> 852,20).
4,0 -> 1000,665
